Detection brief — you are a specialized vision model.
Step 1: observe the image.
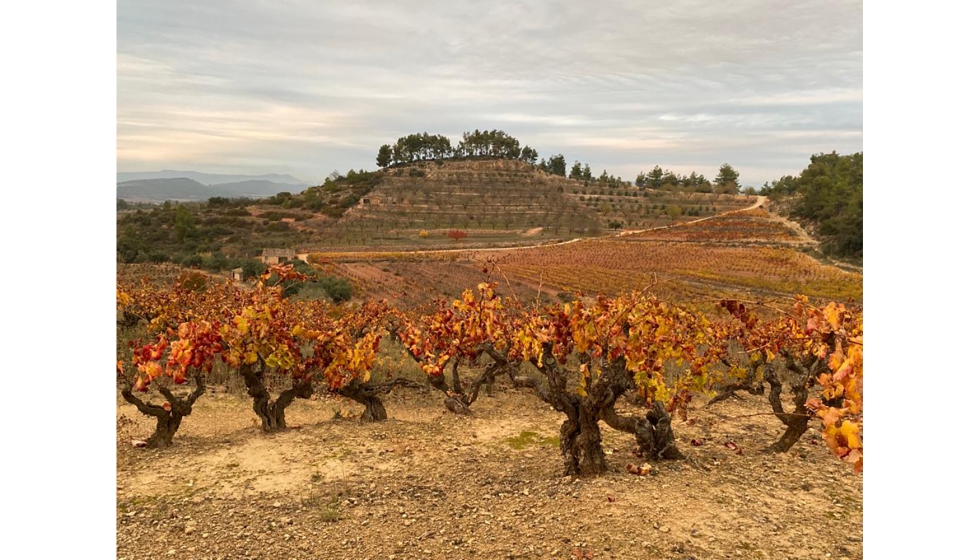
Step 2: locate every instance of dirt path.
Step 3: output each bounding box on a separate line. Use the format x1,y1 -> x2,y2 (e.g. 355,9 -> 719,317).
617,195 -> 766,238
117,388 -> 862,560
758,203 -> 819,247
757,204 -> 862,274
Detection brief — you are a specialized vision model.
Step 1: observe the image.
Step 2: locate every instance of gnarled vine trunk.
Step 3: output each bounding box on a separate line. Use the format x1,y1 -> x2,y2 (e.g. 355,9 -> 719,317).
523,346 -> 685,477
423,347 -> 516,415
593,357 -> 684,462
239,364 -> 312,432
121,373 -> 206,448
767,353 -> 827,452
561,408 -> 608,476
338,378 -> 425,421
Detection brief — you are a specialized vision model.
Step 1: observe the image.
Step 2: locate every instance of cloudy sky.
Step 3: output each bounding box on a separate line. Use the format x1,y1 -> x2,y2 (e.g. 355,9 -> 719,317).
117,0 -> 862,187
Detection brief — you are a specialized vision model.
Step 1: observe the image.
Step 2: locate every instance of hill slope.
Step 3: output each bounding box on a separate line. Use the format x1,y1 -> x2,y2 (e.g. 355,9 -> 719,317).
308,159 -> 753,249
116,158 -> 755,262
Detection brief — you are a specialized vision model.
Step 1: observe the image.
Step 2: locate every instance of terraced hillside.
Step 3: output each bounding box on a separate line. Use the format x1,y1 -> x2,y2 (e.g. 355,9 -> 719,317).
310,159 -> 755,250
317,159 -> 598,248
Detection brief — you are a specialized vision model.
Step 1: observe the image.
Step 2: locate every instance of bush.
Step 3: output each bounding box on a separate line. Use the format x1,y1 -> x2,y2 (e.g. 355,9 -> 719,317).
177,271 -> 208,292
294,276 -> 353,303
205,252 -> 228,272
180,254 -> 204,268
240,260 -> 265,280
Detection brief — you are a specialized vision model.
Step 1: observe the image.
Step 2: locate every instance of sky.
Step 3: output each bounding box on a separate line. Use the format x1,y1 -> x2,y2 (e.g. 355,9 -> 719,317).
117,0 -> 862,187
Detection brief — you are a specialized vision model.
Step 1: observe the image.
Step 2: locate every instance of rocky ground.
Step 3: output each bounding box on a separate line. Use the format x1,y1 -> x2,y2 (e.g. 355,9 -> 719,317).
117,387 -> 862,560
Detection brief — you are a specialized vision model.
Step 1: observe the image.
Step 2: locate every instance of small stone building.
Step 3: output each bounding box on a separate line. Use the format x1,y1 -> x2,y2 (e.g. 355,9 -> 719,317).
260,248 -> 295,265
231,267 -> 244,282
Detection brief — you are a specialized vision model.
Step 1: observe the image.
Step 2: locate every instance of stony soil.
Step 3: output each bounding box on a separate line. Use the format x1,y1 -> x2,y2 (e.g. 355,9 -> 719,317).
117,387 -> 862,560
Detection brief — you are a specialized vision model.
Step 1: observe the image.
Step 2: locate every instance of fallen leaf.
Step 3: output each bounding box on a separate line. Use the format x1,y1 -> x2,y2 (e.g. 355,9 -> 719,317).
724,441 -> 744,455
627,463 -> 652,476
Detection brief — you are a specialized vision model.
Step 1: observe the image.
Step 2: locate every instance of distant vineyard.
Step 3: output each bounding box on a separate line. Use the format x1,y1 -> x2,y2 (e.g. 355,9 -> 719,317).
493,240 -> 861,301
628,208 -> 804,244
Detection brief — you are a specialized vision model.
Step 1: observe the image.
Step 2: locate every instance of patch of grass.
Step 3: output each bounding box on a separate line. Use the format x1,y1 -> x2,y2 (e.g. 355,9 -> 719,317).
506,431 -> 539,450
319,496 -> 342,523
118,494 -> 161,513
505,431 -> 559,450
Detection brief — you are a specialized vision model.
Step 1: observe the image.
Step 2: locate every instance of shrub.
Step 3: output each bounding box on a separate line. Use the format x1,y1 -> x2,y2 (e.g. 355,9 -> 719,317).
295,276 -> 353,303
205,252 -> 228,272
241,260 -> 265,280
181,254 -> 204,268
176,271 -> 208,292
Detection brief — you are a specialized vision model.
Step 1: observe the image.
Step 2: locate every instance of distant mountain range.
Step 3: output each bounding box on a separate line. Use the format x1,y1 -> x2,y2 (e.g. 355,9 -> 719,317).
116,171 -> 313,202
117,170 -> 310,186
117,178 -> 310,202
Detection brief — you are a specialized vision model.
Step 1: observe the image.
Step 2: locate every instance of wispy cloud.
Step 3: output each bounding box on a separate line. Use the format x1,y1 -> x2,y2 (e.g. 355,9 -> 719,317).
117,0 -> 862,185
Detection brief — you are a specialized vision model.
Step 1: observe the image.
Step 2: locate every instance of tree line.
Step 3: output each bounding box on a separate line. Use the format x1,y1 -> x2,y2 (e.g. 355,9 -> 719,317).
760,152 -> 862,258
376,130 -> 539,168
634,163 -> 740,194
376,130 -> 745,195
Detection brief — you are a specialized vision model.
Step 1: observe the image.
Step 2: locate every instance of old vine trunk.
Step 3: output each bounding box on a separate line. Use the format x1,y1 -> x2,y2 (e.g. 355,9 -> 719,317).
239,364 -> 312,432
338,378 -> 424,421
120,373 -> 206,448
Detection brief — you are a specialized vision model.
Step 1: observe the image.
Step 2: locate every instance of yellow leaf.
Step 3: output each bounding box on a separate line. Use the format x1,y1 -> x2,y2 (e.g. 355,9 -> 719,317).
823,303 -> 842,330
839,420 -> 862,450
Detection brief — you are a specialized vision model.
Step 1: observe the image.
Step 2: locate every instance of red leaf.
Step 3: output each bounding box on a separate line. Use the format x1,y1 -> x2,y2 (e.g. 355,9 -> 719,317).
724,441 -> 743,455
